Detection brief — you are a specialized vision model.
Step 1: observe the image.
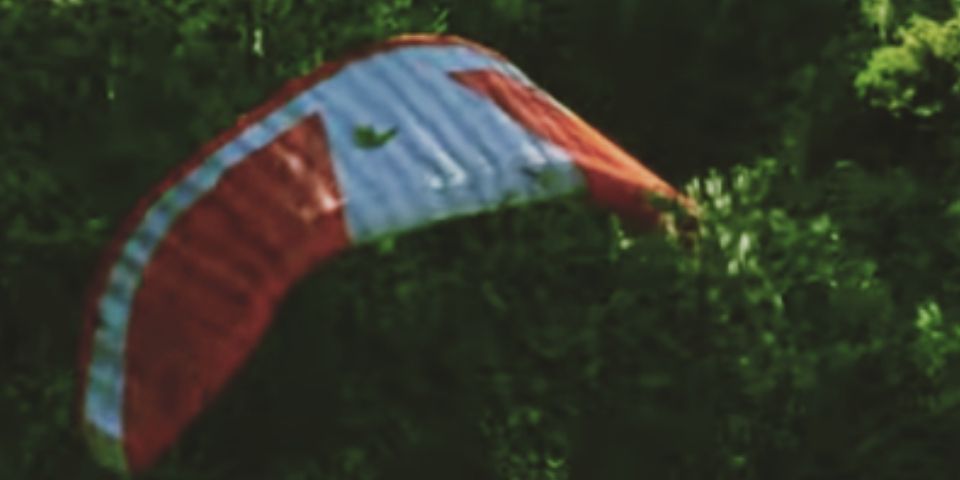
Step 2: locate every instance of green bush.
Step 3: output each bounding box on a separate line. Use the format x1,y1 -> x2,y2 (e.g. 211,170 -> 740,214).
3,0 -> 960,479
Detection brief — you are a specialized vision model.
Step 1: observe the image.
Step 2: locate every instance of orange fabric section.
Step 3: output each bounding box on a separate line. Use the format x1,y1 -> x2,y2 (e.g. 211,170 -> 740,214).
121,115 -> 349,471
451,70 -> 686,229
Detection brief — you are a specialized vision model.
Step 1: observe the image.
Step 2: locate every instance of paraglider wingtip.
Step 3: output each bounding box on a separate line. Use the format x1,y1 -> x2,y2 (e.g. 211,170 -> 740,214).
82,420 -> 130,477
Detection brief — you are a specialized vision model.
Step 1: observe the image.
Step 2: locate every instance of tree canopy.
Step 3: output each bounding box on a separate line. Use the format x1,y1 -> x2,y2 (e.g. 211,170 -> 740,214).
2,0 -> 960,478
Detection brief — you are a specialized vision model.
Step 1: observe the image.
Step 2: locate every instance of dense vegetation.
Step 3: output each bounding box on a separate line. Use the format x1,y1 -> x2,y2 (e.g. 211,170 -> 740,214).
3,0 -> 960,478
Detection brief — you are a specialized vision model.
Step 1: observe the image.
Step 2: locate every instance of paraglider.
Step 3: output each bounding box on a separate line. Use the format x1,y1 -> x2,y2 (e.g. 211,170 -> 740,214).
76,34 -> 688,474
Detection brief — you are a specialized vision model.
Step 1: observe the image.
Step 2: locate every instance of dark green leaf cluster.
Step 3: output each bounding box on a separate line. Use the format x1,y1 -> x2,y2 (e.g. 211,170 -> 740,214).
3,0 -> 960,479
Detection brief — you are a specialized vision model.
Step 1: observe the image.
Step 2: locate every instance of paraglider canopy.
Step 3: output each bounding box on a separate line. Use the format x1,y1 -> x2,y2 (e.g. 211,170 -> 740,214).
76,34 -> 689,474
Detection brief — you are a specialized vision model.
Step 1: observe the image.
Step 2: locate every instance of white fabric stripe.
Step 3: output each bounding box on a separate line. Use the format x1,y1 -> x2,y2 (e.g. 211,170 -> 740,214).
379,53 -> 492,204
82,42 -> 588,470
447,73 -> 560,173
317,47 -> 586,242
403,49 -> 566,204
318,65 -> 462,238
389,55 -> 501,175
304,73 -> 409,237
350,55 -> 489,228
339,65 -> 444,227
400,44 -> 581,210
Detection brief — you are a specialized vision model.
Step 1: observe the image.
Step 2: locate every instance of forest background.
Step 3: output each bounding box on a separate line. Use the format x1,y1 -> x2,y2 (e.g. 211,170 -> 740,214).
3,0 -> 960,478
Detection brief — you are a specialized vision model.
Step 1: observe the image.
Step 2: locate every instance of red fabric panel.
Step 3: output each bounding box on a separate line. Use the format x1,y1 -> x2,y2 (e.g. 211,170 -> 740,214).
120,115 -> 349,471
451,70 -> 689,229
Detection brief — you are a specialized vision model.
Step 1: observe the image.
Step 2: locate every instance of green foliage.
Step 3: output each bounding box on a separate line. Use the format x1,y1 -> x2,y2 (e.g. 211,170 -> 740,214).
4,0 -> 960,479
856,11 -> 960,117
862,0 -> 897,38
353,125 -> 399,149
